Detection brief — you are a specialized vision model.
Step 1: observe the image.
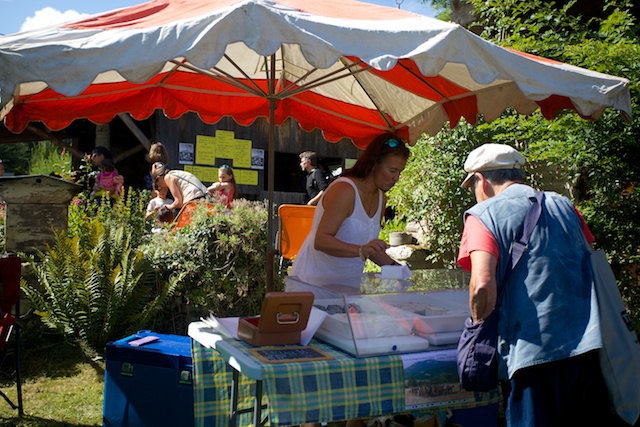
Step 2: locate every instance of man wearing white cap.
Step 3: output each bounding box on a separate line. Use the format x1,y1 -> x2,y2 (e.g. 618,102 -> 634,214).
457,144 -> 616,426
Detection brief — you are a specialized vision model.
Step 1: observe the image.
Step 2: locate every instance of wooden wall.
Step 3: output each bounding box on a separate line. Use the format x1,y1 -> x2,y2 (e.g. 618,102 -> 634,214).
152,112 -> 362,199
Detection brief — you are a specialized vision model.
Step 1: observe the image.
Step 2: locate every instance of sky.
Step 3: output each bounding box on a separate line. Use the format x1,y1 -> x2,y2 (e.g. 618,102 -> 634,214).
0,0 -> 436,36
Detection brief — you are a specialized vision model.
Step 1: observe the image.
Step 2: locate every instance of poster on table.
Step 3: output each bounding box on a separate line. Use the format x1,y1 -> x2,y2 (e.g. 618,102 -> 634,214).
402,349 -> 474,410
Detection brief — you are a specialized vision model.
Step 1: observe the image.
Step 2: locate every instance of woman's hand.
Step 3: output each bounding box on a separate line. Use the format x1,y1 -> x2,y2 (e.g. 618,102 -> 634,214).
359,239 -> 389,260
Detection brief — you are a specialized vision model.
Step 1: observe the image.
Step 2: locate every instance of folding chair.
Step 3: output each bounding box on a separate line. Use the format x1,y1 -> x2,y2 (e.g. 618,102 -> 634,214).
0,255 -> 23,416
276,204 -> 316,272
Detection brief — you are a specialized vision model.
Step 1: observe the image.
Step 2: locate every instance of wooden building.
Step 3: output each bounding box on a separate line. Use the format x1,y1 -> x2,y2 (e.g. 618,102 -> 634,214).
1,112 -> 364,204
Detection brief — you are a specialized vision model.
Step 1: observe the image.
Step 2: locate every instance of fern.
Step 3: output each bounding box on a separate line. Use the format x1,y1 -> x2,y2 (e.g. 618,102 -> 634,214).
23,220 -> 181,352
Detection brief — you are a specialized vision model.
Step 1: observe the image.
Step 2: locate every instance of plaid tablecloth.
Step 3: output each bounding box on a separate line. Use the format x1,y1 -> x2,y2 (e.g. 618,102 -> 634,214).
191,334 -> 501,427
192,338 -> 405,426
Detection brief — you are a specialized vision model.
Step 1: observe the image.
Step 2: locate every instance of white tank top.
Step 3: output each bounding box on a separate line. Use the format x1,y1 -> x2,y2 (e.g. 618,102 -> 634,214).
289,177 -> 383,285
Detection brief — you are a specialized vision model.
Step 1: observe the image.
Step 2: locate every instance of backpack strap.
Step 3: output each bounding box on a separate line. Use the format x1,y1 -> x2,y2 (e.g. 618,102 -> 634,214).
497,190 -> 544,306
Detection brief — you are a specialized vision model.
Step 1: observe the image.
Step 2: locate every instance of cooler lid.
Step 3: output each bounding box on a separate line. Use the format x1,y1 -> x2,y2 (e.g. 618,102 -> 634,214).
106,330 -> 192,370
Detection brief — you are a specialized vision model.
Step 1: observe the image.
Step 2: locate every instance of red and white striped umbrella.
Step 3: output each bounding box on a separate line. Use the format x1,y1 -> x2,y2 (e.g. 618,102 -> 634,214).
0,0 -> 631,288
0,0 -> 631,147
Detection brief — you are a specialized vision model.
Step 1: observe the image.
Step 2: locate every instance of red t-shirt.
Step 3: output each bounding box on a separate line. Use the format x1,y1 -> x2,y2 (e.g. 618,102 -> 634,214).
458,207 -> 595,272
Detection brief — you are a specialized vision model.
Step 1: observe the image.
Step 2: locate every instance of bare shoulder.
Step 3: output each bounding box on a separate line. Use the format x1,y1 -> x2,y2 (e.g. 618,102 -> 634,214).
322,179 -> 356,215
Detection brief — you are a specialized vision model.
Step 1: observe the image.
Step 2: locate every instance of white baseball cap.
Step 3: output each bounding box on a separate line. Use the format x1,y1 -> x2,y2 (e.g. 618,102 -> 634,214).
461,144 -> 525,188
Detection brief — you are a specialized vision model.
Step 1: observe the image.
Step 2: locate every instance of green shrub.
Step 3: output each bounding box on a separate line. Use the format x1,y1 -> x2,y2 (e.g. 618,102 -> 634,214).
23,219 -> 180,352
28,141 -> 73,178
68,187 -> 151,247
139,199 -> 284,333
388,124 -> 480,267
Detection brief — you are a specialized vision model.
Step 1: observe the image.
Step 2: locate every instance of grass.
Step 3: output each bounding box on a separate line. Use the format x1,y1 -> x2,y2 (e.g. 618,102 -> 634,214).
0,317 -> 348,427
0,316 -> 105,427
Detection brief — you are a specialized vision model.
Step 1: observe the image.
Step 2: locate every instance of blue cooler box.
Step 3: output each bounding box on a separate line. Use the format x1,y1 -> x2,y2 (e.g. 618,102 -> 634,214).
103,330 -> 194,427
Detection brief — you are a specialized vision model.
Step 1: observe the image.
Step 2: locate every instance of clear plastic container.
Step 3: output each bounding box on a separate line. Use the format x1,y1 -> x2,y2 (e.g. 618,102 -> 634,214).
285,271 -> 470,357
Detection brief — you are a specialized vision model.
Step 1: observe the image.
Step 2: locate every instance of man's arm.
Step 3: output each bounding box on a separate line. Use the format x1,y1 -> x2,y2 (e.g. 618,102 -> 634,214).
307,190 -> 323,206
469,250 -> 498,322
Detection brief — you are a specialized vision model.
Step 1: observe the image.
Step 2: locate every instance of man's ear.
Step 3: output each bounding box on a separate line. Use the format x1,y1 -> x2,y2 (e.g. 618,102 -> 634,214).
478,173 -> 495,198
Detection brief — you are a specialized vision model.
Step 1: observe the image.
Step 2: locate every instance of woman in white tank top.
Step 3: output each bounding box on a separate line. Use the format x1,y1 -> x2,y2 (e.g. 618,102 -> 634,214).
290,134 -> 410,285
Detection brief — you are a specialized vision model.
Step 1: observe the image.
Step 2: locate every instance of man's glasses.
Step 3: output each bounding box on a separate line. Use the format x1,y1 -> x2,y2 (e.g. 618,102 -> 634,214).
219,164 -> 230,169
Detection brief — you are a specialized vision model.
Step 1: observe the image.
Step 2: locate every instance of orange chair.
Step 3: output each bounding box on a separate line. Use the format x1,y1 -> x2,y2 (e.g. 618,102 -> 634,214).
277,204 -> 316,271
0,255 -> 23,416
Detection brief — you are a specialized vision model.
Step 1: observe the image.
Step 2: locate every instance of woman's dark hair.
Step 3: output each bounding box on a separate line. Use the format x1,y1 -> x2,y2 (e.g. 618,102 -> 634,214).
343,134 -> 410,179
91,146 -> 112,159
101,158 -> 116,173
151,162 -> 170,184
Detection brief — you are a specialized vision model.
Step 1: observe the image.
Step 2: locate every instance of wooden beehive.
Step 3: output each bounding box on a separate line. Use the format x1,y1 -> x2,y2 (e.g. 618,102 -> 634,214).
0,175 -> 83,253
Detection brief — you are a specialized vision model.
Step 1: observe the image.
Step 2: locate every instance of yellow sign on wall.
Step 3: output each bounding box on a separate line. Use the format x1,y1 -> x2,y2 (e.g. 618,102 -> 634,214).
184,165 -> 217,183
235,169 -> 258,186
194,130 -> 255,183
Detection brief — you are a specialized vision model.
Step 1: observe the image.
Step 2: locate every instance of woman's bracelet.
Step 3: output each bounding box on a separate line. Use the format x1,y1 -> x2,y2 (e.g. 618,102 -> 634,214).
358,245 -> 367,261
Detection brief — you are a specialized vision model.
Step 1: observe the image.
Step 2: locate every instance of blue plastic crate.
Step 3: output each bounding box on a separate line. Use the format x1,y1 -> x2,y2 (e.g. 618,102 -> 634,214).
103,330 -> 194,427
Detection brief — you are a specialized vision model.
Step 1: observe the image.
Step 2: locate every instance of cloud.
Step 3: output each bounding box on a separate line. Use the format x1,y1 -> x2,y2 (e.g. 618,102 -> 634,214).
20,7 -> 90,32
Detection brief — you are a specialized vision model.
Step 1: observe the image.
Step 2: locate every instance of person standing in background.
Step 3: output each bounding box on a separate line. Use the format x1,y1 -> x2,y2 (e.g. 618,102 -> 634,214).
0,159 -> 4,177
145,141 -> 169,190
90,146 -> 124,193
299,151 -> 329,206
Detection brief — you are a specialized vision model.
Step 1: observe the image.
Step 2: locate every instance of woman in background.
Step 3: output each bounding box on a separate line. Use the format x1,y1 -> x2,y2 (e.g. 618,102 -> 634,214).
151,162 -> 208,213
145,141 -> 170,190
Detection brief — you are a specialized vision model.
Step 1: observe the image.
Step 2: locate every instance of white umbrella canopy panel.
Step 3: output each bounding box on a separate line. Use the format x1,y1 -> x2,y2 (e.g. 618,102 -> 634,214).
0,0 -> 631,142
0,0 -> 632,289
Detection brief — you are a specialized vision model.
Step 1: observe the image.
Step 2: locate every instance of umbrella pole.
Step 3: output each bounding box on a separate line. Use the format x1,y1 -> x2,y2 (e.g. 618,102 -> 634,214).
266,54 -> 277,293
266,97 -> 276,293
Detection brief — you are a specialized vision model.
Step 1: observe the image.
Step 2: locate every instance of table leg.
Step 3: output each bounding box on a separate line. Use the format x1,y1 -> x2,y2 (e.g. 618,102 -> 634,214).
255,380 -> 264,427
229,369 -> 239,427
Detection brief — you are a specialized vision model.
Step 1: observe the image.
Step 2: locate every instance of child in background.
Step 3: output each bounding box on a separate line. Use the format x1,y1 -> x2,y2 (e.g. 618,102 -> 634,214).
145,141 -> 169,190
146,183 -> 174,221
154,205 -> 175,225
91,158 -> 123,199
207,164 -> 236,209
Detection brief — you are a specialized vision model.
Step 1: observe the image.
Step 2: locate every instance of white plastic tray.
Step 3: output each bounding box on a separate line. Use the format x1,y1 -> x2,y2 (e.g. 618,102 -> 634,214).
314,329 -> 429,357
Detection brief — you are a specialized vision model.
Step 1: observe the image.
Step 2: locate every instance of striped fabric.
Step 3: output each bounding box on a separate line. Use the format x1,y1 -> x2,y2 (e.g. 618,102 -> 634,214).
191,338 -> 501,427
192,340 -> 258,427
192,338 -> 404,426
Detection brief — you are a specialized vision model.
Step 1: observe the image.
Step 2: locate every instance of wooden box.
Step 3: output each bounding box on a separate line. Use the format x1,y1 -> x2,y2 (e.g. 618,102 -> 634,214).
0,175 -> 82,253
238,292 -> 314,346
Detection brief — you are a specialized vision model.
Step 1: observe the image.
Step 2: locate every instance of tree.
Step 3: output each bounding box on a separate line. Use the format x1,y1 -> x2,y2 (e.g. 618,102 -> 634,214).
390,0 -> 640,330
